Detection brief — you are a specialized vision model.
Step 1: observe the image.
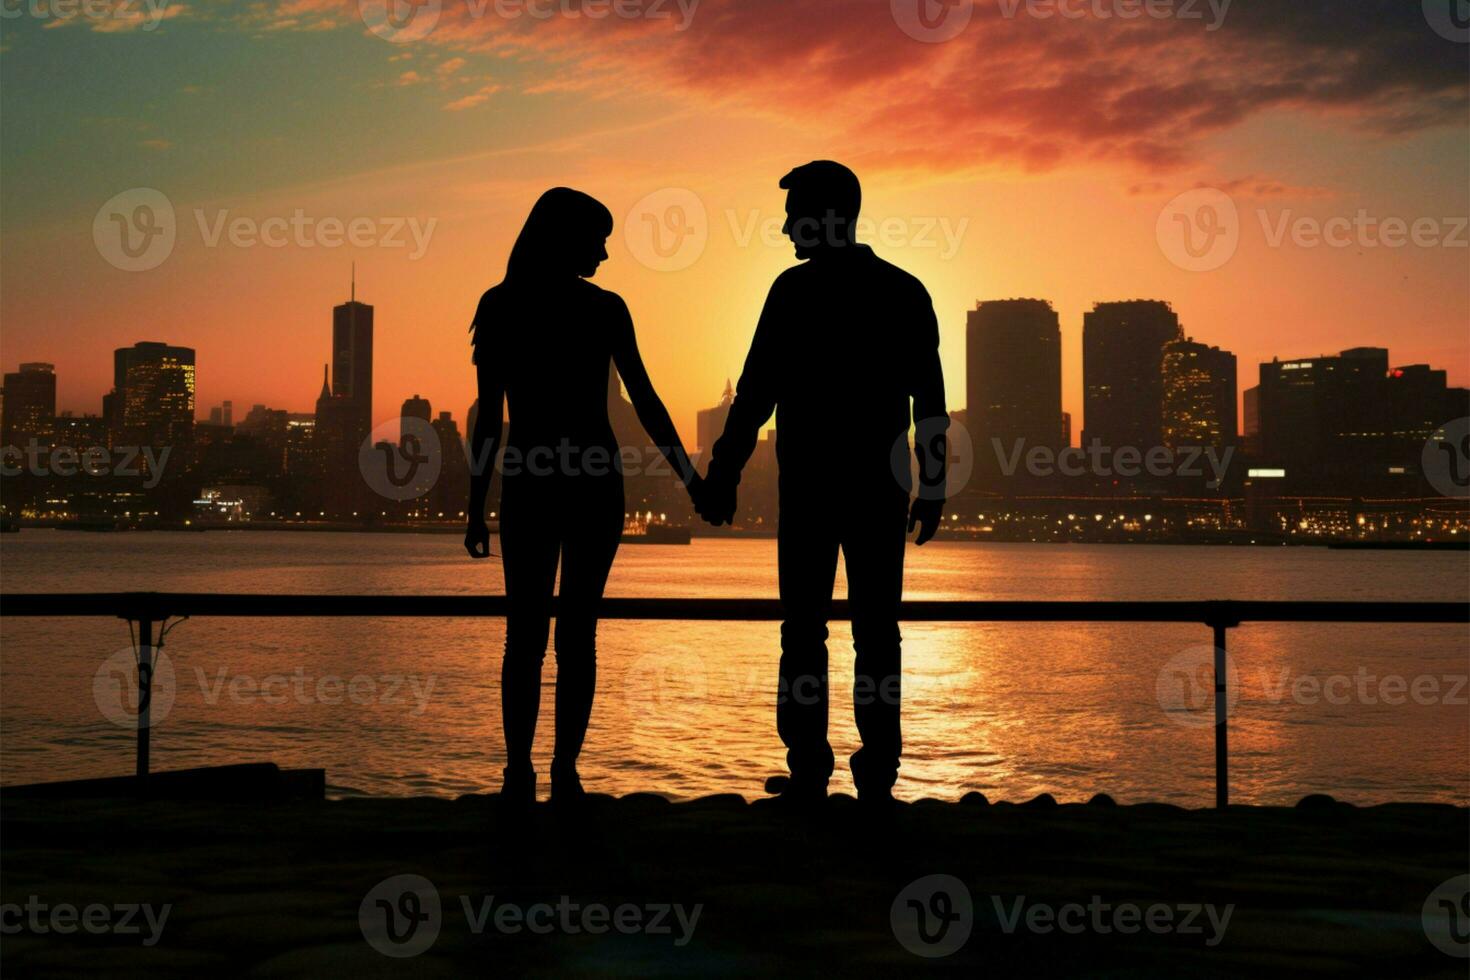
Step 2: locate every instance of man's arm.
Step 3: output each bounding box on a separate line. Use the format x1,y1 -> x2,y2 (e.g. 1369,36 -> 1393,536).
908,284 -> 947,545
707,280 -> 783,487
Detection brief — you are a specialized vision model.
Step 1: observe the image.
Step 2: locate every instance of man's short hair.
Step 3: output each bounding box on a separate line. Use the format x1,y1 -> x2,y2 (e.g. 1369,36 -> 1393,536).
779,160 -> 861,220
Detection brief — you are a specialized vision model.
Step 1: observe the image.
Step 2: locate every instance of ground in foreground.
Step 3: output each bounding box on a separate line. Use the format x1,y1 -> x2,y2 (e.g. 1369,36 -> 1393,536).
2,791 -> 1466,977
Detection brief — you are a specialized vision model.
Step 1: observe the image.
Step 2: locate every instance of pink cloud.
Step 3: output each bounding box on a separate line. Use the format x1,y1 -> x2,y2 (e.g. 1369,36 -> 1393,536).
263,0 -> 1468,175
443,83 -> 502,111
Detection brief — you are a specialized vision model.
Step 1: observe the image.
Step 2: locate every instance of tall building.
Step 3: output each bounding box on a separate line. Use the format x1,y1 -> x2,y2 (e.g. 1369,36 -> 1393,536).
1242,385 -> 1261,456
1256,347 -> 1392,492
430,411 -> 469,518
1,362 -> 56,448
1385,364 -> 1469,478
315,276 -> 376,516
112,342 -> 196,450
314,364 -> 362,516
697,380 -> 734,455
1082,300 -> 1182,451
1257,348 -> 1386,468
402,394 -> 432,423
966,299 -> 1062,489
53,412 -> 106,448
332,274 -> 374,436
284,414 -> 318,478
1161,339 -> 1237,450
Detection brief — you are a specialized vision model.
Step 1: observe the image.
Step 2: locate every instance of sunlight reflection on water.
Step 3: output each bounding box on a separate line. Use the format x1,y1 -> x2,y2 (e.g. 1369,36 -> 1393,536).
2,531 -> 1465,804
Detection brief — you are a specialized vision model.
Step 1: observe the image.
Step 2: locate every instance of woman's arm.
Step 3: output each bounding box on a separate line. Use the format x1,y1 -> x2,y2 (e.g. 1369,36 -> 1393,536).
465,349 -> 504,558
609,296 -> 697,487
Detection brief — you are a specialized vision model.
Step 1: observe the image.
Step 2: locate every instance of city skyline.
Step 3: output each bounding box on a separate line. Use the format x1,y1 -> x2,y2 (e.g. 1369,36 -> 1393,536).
2,5 -> 1467,446
8,289 -> 1467,455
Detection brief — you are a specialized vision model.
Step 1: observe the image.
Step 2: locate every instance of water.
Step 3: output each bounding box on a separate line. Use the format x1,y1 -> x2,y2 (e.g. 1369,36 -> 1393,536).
1,530 -> 1466,805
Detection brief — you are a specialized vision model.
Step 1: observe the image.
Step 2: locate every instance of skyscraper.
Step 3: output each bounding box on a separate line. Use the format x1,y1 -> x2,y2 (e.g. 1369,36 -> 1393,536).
966,299 -> 1062,489
401,394 -> 431,423
1256,347 -> 1388,491
314,364 -> 359,515
1242,385 -> 1261,456
1,362 -> 56,449
112,342 -> 196,449
333,272 -> 374,437
316,274 -> 375,516
1161,339 -> 1237,450
1082,300 -> 1182,451
430,411 -> 469,518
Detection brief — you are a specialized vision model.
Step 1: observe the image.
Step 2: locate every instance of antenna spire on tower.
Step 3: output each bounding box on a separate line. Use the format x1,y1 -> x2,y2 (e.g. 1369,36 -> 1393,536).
351,262 -> 355,302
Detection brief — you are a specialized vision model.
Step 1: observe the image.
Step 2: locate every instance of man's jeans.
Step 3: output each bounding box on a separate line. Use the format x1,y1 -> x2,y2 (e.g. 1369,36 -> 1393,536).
776,487 -> 908,794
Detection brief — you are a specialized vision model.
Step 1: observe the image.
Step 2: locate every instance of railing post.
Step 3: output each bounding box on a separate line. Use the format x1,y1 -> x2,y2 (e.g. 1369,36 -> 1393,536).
137,616 -> 153,780
1213,623 -> 1228,809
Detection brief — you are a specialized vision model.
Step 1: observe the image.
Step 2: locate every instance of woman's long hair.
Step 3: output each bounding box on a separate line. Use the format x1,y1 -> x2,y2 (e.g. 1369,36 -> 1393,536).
472,187 -> 613,360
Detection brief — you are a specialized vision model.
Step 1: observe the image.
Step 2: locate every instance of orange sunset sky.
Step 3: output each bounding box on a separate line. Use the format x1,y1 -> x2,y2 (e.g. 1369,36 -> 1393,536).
1,0 -> 1467,448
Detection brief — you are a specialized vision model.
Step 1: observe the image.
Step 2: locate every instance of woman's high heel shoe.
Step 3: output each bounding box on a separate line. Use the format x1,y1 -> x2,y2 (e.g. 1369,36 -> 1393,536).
499,766 -> 536,808
550,766 -> 586,805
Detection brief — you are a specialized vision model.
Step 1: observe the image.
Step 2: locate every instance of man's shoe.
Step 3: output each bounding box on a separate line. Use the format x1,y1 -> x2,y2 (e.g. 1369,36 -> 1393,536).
762,774 -> 827,807
856,784 -> 896,806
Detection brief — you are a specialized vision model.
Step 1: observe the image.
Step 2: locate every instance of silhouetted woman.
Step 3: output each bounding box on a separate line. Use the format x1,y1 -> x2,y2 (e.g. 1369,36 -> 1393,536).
465,188 -> 702,805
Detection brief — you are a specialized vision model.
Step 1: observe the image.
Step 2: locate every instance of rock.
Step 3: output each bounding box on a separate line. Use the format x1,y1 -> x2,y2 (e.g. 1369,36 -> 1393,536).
1296,793 -> 1340,810
1088,793 -> 1117,807
1022,792 -> 1058,808
960,791 -> 989,807
685,793 -> 749,810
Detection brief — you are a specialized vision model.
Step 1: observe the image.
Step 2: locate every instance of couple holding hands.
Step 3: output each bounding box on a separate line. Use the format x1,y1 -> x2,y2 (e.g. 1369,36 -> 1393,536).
465,160 -> 948,806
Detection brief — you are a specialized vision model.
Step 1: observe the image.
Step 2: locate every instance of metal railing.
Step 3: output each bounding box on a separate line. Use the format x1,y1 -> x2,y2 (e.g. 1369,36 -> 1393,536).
2,593 -> 1465,808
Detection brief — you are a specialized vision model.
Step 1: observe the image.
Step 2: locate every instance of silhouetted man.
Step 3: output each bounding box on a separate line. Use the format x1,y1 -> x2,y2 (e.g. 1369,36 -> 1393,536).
698,161 -> 947,804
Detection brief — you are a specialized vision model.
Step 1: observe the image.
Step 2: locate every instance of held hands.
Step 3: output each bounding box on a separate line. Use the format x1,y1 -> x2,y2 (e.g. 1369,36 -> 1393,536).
690,472 -> 738,526
908,496 -> 943,546
464,517 -> 492,559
